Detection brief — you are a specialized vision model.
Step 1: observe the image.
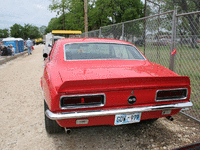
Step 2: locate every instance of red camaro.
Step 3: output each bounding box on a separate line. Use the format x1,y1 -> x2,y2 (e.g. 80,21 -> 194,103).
41,38 -> 192,134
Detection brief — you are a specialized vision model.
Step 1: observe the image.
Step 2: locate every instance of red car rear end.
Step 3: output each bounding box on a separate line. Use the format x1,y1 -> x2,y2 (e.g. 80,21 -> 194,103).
41,38 -> 192,134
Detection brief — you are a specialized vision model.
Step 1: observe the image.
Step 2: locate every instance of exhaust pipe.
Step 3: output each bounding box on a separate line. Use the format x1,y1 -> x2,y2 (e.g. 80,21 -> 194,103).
166,116 -> 174,121
64,128 -> 72,134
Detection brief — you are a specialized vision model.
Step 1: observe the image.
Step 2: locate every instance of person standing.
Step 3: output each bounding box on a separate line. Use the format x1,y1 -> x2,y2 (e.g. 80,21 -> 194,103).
26,38 -> 33,55
7,46 -> 12,55
0,46 -> 4,56
10,45 -> 15,56
2,46 -> 8,56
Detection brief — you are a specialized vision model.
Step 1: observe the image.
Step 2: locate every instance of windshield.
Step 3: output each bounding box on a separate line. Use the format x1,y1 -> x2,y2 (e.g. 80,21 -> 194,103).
64,43 -> 145,61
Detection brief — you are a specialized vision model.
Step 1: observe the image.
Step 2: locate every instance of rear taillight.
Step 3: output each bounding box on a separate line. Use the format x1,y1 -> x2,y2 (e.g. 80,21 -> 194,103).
60,94 -> 105,109
156,88 -> 187,101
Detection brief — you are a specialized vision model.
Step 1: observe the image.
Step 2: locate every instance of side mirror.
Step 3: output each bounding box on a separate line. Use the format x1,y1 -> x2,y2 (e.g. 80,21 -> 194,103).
48,44 -> 52,47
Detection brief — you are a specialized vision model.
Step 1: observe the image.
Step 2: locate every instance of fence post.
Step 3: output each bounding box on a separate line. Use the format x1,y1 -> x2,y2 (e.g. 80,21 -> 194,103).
94,31 -> 96,38
122,23 -> 124,40
99,28 -> 102,38
169,10 -> 177,71
143,18 -> 146,56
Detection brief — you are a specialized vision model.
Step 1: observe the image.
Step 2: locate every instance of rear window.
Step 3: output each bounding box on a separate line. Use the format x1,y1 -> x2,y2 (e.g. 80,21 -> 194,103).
64,43 -> 145,60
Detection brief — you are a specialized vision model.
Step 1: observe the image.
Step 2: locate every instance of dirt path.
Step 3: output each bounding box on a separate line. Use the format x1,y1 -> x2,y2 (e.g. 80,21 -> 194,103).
0,45 -> 199,150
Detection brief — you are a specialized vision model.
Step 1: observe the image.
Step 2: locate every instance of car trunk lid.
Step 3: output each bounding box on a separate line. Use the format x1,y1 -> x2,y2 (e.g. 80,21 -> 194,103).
57,76 -> 190,93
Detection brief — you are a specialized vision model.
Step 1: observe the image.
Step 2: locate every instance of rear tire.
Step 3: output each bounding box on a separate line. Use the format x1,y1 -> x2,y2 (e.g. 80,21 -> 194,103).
44,100 -> 64,134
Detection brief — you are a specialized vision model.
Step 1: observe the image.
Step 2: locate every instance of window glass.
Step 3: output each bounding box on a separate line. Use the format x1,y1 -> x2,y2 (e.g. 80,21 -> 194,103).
64,43 -> 145,60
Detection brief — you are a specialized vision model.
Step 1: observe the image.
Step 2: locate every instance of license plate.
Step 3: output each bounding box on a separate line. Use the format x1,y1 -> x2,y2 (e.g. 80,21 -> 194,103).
114,113 -> 141,125
162,109 -> 171,115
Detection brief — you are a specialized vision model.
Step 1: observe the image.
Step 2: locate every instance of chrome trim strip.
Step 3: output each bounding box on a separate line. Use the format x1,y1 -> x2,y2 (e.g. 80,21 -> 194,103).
155,88 -> 188,102
46,102 -> 193,120
59,93 -> 106,110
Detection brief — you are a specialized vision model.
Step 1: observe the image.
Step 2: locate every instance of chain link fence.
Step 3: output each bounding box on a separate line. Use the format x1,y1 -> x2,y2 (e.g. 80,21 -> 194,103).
81,10 -> 200,122
175,12 -> 200,121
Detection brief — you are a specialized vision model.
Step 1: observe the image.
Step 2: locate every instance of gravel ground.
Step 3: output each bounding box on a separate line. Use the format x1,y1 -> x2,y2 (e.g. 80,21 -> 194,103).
0,45 -> 199,150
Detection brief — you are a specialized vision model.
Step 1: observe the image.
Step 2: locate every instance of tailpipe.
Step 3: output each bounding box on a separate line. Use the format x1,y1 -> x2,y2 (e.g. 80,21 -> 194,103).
64,128 -> 72,134
166,116 -> 174,121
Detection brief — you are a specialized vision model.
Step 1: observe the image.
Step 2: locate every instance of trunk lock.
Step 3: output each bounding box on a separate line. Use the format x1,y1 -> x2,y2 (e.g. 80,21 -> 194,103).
127,96 -> 137,104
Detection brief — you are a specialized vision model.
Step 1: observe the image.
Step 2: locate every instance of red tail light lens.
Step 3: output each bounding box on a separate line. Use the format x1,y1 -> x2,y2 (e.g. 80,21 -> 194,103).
156,89 -> 187,101
60,94 -> 105,109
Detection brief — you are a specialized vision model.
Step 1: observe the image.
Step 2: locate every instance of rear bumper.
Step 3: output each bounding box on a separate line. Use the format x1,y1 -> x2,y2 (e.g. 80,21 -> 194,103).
45,102 -> 193,120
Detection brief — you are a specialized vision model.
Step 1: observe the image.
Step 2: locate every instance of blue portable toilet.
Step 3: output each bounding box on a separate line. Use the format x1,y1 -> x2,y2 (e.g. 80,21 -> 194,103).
15,38 -> 24,53
2,37 -> 24,54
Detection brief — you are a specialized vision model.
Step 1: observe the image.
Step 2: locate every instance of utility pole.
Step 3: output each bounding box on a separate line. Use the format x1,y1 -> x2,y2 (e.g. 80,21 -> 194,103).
84,0 -> 88,37
143,0 -> 147,55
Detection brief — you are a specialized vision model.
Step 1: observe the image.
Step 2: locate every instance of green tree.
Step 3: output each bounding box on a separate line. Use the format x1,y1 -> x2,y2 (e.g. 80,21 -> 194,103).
45,17 -> 63,33
10,23 -> 41,39
114,0 -> 144,23
89,0 -> 144,30
157,0 -> 199,13
47,0 -> 86,33
10,23 -> 23,38
65,0 -> 85,31
39,26 -> 47,36
89,0 -> 112,30
22,24 -> 41,39
89,0 -> 144,38
47,0 -> 144,33
49,0 -> 69,30
0,29 -> 9,38
157,0 -> 200,48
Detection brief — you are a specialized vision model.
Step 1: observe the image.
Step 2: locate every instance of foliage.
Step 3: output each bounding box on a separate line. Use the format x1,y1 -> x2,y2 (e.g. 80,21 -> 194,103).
156,0 -> 199,13
49,0 -> 69,30
68,0 -> 85,31
89,0 -> 144,30
114,0 -> 144,23
45,17 -> 63,33
10,24 -> 23,38
10,23 -> 42,39
156,0 -> 200,48
47,0 -> 144,33
23,24 -> 41,39
89,0 -> 113,30
39,26 -> 47,36
0,29 -> 9,38
89,0 -> 144,39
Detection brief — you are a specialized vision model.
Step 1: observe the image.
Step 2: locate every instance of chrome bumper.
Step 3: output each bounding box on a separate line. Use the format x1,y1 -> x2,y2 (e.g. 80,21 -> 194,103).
45,102 -> 193,120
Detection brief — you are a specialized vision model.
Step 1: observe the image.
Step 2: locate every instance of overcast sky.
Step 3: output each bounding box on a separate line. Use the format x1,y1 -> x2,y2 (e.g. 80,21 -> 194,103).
0,0 -> 57,30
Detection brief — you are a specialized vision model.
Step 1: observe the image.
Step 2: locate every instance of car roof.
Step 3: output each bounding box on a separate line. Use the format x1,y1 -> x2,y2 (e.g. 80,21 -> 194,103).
58,38 -> 133,45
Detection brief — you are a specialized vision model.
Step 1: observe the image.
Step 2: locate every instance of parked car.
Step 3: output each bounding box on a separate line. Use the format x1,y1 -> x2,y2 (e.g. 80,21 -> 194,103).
35,38 -> 43,45
41,38 -> 193,134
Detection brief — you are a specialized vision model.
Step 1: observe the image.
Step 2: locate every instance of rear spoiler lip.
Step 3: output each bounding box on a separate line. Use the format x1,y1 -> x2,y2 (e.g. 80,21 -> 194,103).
56,76 -> 190,93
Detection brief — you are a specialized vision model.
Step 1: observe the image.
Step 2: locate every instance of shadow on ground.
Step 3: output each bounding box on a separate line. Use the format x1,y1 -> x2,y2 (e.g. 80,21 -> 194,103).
46,113 -> 200,150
